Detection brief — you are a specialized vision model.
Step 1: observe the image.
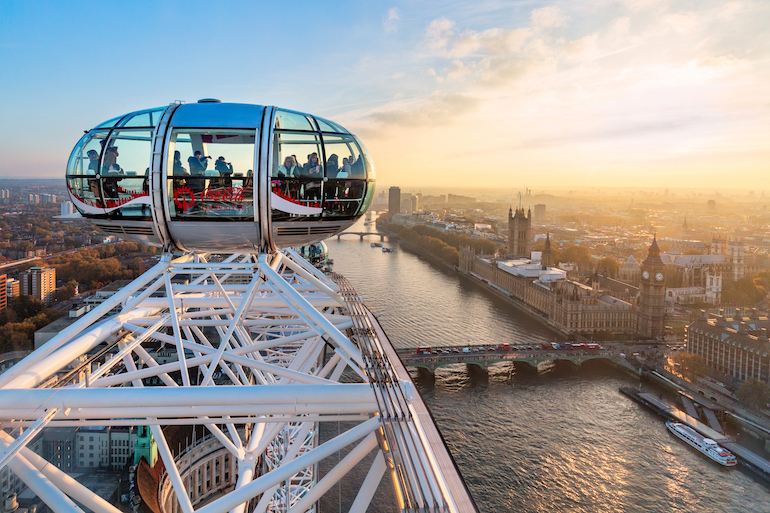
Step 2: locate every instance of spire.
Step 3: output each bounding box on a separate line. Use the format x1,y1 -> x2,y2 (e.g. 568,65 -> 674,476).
649,234 -> 659,253
542,231 -> 553,270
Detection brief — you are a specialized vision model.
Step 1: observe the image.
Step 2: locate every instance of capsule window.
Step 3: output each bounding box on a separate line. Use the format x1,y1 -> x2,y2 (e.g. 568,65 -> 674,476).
321,134 -> 366,218
99,129 -> 153,218
120,108 -> 165,128
65,130 -> 110,215
271,132 -> 323,222
274,110 -> 314,131
167,129 -> 256,220
314,116 -> 348,134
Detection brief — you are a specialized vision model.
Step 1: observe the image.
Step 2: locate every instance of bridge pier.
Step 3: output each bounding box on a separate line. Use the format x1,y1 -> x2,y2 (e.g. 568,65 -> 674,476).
416,366 -> 435,383
466,362 -> 488,379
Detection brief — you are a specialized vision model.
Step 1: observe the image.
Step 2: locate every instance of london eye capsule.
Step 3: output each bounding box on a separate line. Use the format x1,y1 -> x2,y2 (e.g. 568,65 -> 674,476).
65,100 -> 376,252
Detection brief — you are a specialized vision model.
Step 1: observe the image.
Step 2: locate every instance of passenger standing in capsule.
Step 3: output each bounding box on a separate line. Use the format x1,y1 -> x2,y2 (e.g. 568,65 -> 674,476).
301,152 -> 322,201
86,149 -> 101,199
326,154 -> 339,178
102,146 -> 120,173
173,151 -> 188,176
188,151 -> 209,193
276,156 -> 299,178
101,147 -> 122,199
215,157 -> 234,188
87,150 -> 100,173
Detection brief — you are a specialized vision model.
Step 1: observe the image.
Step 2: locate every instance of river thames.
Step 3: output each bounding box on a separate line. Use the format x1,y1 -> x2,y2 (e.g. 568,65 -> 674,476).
324,216 -> 770,513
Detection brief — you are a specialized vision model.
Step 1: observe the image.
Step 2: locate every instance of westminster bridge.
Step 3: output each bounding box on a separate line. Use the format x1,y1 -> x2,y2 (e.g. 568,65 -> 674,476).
394,343 -> 649,375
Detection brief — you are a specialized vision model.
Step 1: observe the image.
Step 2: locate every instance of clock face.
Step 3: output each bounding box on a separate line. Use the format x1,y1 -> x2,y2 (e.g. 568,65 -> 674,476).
655,272 -> 664,282
642,271 -> 650,280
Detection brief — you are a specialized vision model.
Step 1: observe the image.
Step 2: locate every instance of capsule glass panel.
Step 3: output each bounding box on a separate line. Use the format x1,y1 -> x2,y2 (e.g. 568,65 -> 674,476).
66,130 -> 110,215
120,107 -> 165,128
271,132 -> 323,222
321,134 -> 366,218
315,117 -> 348,134
98,129 -> 153,218
274,110 -> 315,131
167,129 -> 256,220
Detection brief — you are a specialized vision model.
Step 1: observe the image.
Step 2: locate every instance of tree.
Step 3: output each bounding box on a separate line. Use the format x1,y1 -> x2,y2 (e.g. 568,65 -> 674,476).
8,296 -> 45,320
671,352 -> 707,382
722,278 -> 765,306
736,378 -> 770,410
597,257 -> 620,278
561,245 -> 592,271
684,249 -> 703,255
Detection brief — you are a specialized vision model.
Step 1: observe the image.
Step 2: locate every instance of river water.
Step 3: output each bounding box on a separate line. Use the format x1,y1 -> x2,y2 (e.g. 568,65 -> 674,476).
323,216 -> 770,513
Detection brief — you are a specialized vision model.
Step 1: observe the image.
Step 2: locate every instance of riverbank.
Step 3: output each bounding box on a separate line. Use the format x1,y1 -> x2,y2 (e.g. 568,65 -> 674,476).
390,234 -> 568,340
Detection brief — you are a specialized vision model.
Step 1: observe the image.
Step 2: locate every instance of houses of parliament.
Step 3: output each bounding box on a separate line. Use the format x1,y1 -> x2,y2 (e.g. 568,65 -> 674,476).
459,207 -> 666,339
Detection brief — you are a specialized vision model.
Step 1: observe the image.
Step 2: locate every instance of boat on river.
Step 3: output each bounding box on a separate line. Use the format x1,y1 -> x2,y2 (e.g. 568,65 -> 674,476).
666,422 -> 737,467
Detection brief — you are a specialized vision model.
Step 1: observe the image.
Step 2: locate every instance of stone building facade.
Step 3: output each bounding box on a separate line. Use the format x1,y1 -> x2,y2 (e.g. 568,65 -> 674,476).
507,206 -> 532,258
687,310 -> 770,384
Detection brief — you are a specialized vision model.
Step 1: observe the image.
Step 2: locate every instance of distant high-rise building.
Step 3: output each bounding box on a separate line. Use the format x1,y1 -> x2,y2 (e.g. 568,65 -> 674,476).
706,199 -> 716,211
388,187 -> 401,216
61,202 -> 75,216
20,267 -> 56,305
410,195 -> 419,212
508,207 -> 532,258
533,204 -> 546,223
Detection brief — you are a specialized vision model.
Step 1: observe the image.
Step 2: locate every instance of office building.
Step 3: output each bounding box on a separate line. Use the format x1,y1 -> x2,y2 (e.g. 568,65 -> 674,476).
688,310 -> 770,384
388,187 -> 401,216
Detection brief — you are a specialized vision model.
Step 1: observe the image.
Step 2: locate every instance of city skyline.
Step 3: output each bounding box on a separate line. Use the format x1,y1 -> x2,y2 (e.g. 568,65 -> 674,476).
1,0 -> 768,188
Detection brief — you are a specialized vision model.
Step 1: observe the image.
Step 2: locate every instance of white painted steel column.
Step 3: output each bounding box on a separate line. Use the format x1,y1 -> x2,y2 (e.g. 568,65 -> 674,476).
195,416 -> 381,513
260,264 -> 364,366
0,407 -> 57,471
0,431 -> 122,513
3,450 -> 84,513
287,432 -> 378,513
279,252 -> 343,304
349,450 -> 387,513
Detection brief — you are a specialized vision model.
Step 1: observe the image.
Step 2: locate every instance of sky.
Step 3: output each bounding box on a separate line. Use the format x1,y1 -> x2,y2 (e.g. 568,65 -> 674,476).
0,0 -> 768,189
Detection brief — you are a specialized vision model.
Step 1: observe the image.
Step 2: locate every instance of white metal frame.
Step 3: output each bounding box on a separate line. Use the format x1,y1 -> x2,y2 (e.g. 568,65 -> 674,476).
0,250 -> 460,513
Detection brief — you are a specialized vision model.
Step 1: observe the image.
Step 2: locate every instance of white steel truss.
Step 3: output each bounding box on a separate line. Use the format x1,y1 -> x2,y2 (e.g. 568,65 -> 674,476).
0,250 -> 466,513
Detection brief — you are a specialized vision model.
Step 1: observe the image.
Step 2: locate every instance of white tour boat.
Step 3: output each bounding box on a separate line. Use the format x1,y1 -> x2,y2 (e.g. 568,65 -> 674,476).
666,422 -> 737,467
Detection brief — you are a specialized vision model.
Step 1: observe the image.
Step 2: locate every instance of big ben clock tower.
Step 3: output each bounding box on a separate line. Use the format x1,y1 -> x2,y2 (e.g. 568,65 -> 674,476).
637,235 -> 666,340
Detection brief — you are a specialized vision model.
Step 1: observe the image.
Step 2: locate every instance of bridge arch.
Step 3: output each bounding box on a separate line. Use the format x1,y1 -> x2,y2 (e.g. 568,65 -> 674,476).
336,232 -> 387,241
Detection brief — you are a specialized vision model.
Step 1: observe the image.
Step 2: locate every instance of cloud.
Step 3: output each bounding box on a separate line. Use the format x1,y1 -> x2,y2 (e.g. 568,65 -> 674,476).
530,6 -> 568,29
425,18 -> 456,50
383,7 -> 400,33
369,94 -> 481,127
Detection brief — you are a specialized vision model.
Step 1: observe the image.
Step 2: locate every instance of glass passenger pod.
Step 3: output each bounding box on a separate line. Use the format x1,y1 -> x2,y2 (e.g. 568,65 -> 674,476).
295,241 -> 329,268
